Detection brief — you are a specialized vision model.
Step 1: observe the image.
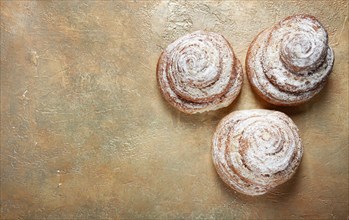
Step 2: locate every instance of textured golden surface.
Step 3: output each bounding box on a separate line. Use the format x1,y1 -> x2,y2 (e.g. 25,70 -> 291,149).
1,1 -> 348,219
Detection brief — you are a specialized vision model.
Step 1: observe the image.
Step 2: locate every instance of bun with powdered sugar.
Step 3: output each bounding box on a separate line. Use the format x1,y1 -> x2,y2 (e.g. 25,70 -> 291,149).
157,31 -> 243,114
246,15 -> 334,106
212,109 -> 303,196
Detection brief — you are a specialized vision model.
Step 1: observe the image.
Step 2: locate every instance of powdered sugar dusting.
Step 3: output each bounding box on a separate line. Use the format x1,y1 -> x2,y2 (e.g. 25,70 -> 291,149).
157,30 -> 243,113
212,109 -> 303,196
246,15 -> 335,105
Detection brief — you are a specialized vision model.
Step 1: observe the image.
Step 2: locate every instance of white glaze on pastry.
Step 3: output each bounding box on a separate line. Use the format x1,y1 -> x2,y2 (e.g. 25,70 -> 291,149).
246,15 -> 334,106
212,109 -> 303,196
157,31 -> 243,114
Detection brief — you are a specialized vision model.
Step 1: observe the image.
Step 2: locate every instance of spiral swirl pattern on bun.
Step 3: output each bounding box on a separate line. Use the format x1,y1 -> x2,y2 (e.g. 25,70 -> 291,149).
212,109 -> 303,196
246,15 -> 334,106
157,31 -> 243,114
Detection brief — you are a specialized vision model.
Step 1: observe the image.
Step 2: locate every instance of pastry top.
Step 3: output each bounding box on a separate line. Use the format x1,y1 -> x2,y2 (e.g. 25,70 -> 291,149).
212,109 -> 303,196
246,15 -> 334,106
157,30 -> 243,114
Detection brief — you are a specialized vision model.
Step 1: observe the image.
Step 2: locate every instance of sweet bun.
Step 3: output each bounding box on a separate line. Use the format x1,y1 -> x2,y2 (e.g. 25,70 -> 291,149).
157,31 -> 243,114
246,15 -> 334,106
212,109 -> 303,196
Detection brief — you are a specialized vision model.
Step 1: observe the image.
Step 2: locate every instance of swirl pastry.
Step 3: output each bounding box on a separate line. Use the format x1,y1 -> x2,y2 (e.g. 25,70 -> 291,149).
157,31 -> 243,114
246,15 -> 334,106
212,109 -> 303,196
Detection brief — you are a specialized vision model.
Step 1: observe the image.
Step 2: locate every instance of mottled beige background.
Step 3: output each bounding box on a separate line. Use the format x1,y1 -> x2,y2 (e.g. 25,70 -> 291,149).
1,0 -> 348,219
